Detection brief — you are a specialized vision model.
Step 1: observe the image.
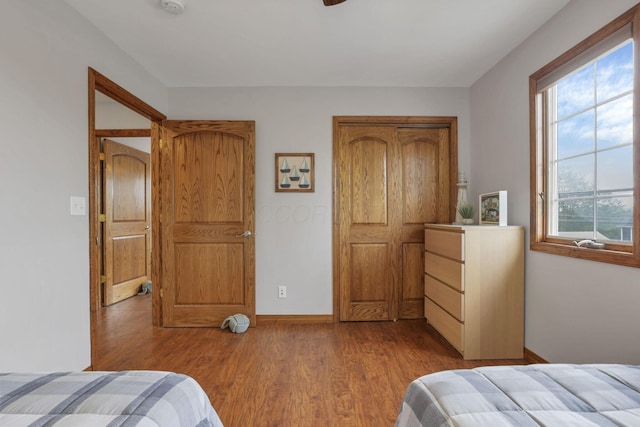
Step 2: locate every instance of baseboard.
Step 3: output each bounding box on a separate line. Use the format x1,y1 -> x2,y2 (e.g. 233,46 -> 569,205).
524,347 -> 548,364
256,314 -> 333,325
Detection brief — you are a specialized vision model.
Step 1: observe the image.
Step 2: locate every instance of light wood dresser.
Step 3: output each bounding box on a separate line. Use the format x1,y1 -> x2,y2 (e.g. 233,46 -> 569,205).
424,224 -> 524,360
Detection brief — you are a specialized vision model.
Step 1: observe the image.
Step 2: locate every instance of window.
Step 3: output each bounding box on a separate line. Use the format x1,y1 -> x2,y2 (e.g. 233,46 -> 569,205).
530,5 -> 640,267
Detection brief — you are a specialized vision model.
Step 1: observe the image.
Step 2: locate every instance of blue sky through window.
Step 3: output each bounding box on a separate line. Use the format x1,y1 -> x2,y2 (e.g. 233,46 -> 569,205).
551,39 -> 634,240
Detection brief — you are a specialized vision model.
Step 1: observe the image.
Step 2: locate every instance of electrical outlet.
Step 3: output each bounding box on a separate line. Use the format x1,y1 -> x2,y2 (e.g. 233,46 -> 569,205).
278,285 -> 287,298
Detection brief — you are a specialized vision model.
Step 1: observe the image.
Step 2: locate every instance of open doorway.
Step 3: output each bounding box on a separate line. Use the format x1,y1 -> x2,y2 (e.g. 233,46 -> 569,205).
96,92 -> 152,307
89,70 -> 257,368
88,68 -> 166,368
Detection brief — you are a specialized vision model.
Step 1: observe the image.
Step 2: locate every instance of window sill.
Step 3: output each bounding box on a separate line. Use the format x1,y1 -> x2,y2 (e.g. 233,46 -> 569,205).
531,240 -> 640,268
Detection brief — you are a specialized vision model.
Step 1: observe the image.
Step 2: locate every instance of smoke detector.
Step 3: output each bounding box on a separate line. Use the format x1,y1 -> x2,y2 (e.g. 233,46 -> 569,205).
160,0 -> 185,15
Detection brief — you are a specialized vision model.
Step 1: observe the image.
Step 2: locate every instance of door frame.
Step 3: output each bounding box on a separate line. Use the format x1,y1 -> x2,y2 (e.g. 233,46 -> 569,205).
331,116 -> 458,323
88,68 -> 166,368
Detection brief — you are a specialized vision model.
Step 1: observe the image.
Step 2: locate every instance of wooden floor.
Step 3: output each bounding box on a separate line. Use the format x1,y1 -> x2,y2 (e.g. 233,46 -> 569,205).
94,295 -> 527,427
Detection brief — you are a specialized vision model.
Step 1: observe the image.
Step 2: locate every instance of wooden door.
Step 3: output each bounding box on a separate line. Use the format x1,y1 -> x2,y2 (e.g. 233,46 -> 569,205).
102,139 -> 151,306
334,117 -> 456,321
159,120 -> 255,327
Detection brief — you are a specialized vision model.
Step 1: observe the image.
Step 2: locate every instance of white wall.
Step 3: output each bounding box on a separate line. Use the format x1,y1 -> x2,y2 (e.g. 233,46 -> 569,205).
470,0 -> 640,363
96,100 -> 151,153
0,1 -> 167,371
169,87 -> 470,315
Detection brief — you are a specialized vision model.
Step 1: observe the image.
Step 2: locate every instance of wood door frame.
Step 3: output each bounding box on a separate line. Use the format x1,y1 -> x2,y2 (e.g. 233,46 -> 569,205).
331,116 -> 458,323
88,68 -> 166,368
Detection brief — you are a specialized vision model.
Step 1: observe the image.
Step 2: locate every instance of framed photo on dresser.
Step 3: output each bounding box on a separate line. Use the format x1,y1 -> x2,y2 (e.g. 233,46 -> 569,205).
479,191 -> 507,226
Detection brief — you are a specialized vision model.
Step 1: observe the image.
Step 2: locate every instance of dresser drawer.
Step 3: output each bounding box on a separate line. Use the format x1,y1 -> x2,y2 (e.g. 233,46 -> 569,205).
424,275 -> 464,322
425,252 -> 464,291
425,228 -> 464,261
425,297 -> 464,352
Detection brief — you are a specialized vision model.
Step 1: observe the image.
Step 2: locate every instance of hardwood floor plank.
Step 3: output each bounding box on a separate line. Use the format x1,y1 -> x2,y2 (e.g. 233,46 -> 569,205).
94,295 -> 527,426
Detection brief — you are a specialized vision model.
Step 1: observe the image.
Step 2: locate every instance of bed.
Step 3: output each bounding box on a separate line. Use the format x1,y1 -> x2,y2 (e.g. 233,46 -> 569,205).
395,364 -> 640,427
0,370 -> 223,426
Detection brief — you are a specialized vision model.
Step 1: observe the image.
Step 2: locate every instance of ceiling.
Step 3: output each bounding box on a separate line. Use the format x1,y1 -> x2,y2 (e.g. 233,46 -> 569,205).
64,0 -> 570,88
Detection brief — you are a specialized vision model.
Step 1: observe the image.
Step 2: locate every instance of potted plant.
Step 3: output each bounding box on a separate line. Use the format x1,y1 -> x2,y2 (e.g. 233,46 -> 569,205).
457,203 -> 475,225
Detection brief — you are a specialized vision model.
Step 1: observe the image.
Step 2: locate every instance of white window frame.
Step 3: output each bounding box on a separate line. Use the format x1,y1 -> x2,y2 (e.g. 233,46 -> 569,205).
530,5 -> 640,268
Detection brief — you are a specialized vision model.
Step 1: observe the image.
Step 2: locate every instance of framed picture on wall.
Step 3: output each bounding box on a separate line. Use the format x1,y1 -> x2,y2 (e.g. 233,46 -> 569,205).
275,153 -> 314,192
479,191 -> 507,226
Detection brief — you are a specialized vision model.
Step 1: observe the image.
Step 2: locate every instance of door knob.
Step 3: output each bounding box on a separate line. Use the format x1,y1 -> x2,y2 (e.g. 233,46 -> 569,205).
235,230 -> 252,238
145,225 -> 151,231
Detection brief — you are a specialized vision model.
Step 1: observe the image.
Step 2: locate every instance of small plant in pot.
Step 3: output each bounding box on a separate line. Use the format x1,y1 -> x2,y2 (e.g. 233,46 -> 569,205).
457,203 -> 475,224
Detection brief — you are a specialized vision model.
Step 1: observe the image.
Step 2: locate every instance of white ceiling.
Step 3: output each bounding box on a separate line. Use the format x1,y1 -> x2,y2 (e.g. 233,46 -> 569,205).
64,0 -> 570,88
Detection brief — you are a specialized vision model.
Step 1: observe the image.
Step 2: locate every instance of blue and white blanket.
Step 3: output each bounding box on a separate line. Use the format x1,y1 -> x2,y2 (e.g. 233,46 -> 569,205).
0,371 -> 223,426
396,364 -> 640,427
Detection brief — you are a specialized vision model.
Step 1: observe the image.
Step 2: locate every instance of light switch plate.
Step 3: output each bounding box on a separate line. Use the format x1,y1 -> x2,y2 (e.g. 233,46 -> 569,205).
70,196 -> 86,216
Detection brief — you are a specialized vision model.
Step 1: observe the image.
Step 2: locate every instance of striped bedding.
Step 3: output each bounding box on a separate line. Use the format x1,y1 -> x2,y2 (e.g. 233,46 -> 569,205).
395,364 -> 640,427
0,371 -> 223,426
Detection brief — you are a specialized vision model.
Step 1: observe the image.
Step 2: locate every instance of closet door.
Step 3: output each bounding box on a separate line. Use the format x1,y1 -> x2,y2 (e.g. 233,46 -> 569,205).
334,117 -> 456,321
